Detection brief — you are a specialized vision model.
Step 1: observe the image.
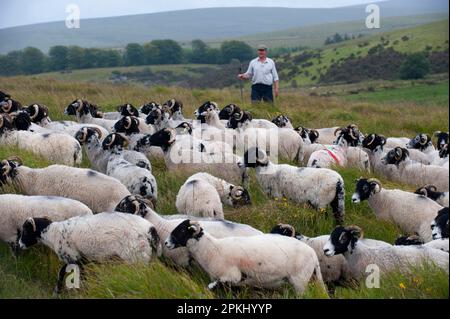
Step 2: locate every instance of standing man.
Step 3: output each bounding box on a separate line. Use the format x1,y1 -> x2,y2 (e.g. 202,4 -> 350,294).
238,44 -> 279,104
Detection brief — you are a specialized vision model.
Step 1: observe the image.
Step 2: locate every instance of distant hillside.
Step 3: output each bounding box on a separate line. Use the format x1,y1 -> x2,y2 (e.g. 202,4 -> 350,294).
0,0 -> 448,53
277,19 -> 449,86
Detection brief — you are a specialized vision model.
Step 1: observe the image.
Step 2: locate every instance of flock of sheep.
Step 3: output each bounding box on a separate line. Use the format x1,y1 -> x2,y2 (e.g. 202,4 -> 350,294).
0,89 -> 448,296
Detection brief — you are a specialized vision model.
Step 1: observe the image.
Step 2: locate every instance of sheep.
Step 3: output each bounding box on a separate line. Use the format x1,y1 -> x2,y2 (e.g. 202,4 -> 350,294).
240,147 -> 345,224
432,207 -> 449,240
0,194 -> 92,256
0,114 -> 83,166
271,115 -> 293,129
100,103 -> 140,120
415,185 -> 449,207
0,157 -> 130,213
323,226 -> 449,281
382,147 -> 449,191
165,219 -> 326,294
407,133 -> 440,164
115,195 -> 262,266
434,131 -> 449,151
134,128 -> 246,184
106,152 -> 158,206
64,99 -> 116,132
385,137 -> 410,149
175,172 -> 251,219
394,235 -> 449,253
114,115 -> 154,135
351,178 -> 443,242
226,110 -> 278,130
140,101 -> 161,115
295,126 -> 319,144
194,101 -> 220,123
162,98 -> 185,121
218,104 -> 240,120
270,224 -> 391,283
18,213 -> 161,293
0,98 -> 22,114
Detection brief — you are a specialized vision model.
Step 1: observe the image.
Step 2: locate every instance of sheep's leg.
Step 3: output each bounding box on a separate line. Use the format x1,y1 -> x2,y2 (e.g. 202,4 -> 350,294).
53,263 -> 69,295
9,242 -> 20,258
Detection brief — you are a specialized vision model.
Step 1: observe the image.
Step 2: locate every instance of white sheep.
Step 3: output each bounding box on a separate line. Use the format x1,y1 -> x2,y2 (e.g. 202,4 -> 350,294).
0,194 -> 92,255
323,226 -> 449,281
0,114 -> 82,166
175,172 -> 251,219
115,195 -> 262,267
271,115 -> 294,129
382,147 -> 449,191
352,178 -> 443,242
385,137 -> 410,149
18,213 -> 161,293
240,147 -> 345,224
394,235 -> 449,253
165,220 -> 326,294
415,185 -> 449,207
270,224 -> 391,283
106,153 -> 158,206
0,157 -> 130,213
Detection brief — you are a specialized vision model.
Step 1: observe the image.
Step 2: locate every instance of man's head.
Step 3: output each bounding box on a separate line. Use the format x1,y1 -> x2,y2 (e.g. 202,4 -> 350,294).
257,44 -> 268,59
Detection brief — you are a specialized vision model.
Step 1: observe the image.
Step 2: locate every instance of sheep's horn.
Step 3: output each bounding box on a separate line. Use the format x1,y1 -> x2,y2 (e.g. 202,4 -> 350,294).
0,115 -> 3,128
311,129 -> 319,138
132,199 -> 141,215
79,127 -> 88,143
229,104 -> 235,113
349,129 -> 357,140
168,128 -> 176,144
367,178 -> 382,190
6,155 -> 23,165
419,134 -> 428,145
105,134 -> 116,147
366,134 -> 376,146
29,104 -> 40,120
279,224 -> 296,237
334,128 -> 343,136
235,111 -> 244,121
394,147 -> 403,160
425,185 -> 437,192
1,99 -> 12,113
188,221 -> 201,236
93,127 -> 103,139
27,217 -> 37,233
124,117 -> 132,130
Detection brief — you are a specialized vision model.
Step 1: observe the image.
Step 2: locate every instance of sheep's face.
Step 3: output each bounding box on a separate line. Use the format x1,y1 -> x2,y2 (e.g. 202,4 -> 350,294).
175,122 -> 193,135
228,186 -> 251,207
241,147 -> 269,168
115,195 -> 151,218
102,133 -> 128,150
75,127 -> 103,145
334,127 -> 359,147
362,134 -> 386,152
227,111 -> 252,129
394,235 -> 424,246
271,115 -> 291,128
19,217 -> 52,249
323,226 -> 362,256
219,104 -> 239,120
0,159 -> 20,186
143,128 -> 175,152
295,127 -> 311,143
434,131 -> 449,151
0,114 -> 13,134
114,116 -> 140,134
65,99 -> 90,116
165,220 -> 203,249
352,178 -> 381,203
0,98 -> 22,114
163,99 -> 183,114
200,104 -> 218,121
407,134 -> 432,151
140,102 -> 161,115
270,224 -> 296,237
414,185 -> 439,201
118,103 -> 139,117
25,104 -> 48,123
381,147 -> 409,166
195,101 -> 218,123
439,144 -> 448,159
10,111 -> 32,131
146,108 -> 163,125
432,207 -> 449,240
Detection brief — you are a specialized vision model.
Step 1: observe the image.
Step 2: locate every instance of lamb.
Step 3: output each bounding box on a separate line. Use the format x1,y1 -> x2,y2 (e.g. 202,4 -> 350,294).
382,147 -> 449,191
415,185 -> 449,207
323,226 -> 449,281
240,147 -> 345,224
271,115 -> 293,129
106,152 -> 158,206
0,194 -> 92,255
64,99 -> 116,132
0,114 -> 82,166
434,131 -> 449,151
165,219 -> 326,294
394,235 -> 449,253
351,178 -> 443,242
18,213 -> 161,293
0,157 -> 130,213
270,224 -> 391,283
24,103 -> 109,138
115,195 -> 262,266
175,172 -> 251,219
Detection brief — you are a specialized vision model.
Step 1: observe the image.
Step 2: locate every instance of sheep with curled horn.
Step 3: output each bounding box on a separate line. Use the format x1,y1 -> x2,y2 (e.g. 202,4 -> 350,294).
0,98 -> 22,114
352,178 -> 444,242
162,98 -> 184,121
415,185 -> 449,207
64,99 -> 117,132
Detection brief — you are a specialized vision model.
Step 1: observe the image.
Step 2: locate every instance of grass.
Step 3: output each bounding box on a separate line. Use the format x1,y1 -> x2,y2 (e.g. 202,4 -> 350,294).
0,76 -> 448,299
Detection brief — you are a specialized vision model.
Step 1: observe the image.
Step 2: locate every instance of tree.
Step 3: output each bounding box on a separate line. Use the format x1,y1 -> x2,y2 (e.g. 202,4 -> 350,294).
399,52 -> 431,80
20,47 -> 45,74
67,46 -> 85,69
143,42 -> 160,65
124,43 -> 145,66
49,46 -> 69,71
220,41 -> 253,64
191,39 -> 209,63
99,50 -> 122,67
151,40 -> 183,64
0,50 -> 22,75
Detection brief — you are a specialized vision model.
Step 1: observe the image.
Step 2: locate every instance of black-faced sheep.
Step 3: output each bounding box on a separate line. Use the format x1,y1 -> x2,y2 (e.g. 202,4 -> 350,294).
415,185 -> 449,207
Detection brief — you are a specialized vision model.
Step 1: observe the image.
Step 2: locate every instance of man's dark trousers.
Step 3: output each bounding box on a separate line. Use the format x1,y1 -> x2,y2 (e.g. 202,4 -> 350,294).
251,83 -> 273,103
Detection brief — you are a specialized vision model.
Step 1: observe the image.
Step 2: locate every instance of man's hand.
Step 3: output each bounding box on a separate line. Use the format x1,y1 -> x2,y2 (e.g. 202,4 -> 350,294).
238,74 -> 247,80
274,87 -> 279,97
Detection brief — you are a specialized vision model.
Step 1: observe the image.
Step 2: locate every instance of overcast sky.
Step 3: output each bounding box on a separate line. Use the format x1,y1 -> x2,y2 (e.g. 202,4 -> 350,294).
1,0 -> 384,29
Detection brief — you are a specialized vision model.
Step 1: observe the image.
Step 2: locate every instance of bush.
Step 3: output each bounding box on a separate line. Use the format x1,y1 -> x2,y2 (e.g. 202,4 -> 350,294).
399,53 -> 431,80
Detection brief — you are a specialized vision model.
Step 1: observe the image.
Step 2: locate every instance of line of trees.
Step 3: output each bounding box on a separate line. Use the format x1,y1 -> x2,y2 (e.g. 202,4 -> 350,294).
0,39 -> 255,76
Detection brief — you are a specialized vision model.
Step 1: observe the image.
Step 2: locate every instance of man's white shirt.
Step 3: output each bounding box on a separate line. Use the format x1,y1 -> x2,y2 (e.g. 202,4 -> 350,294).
245,57 -> 279,86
